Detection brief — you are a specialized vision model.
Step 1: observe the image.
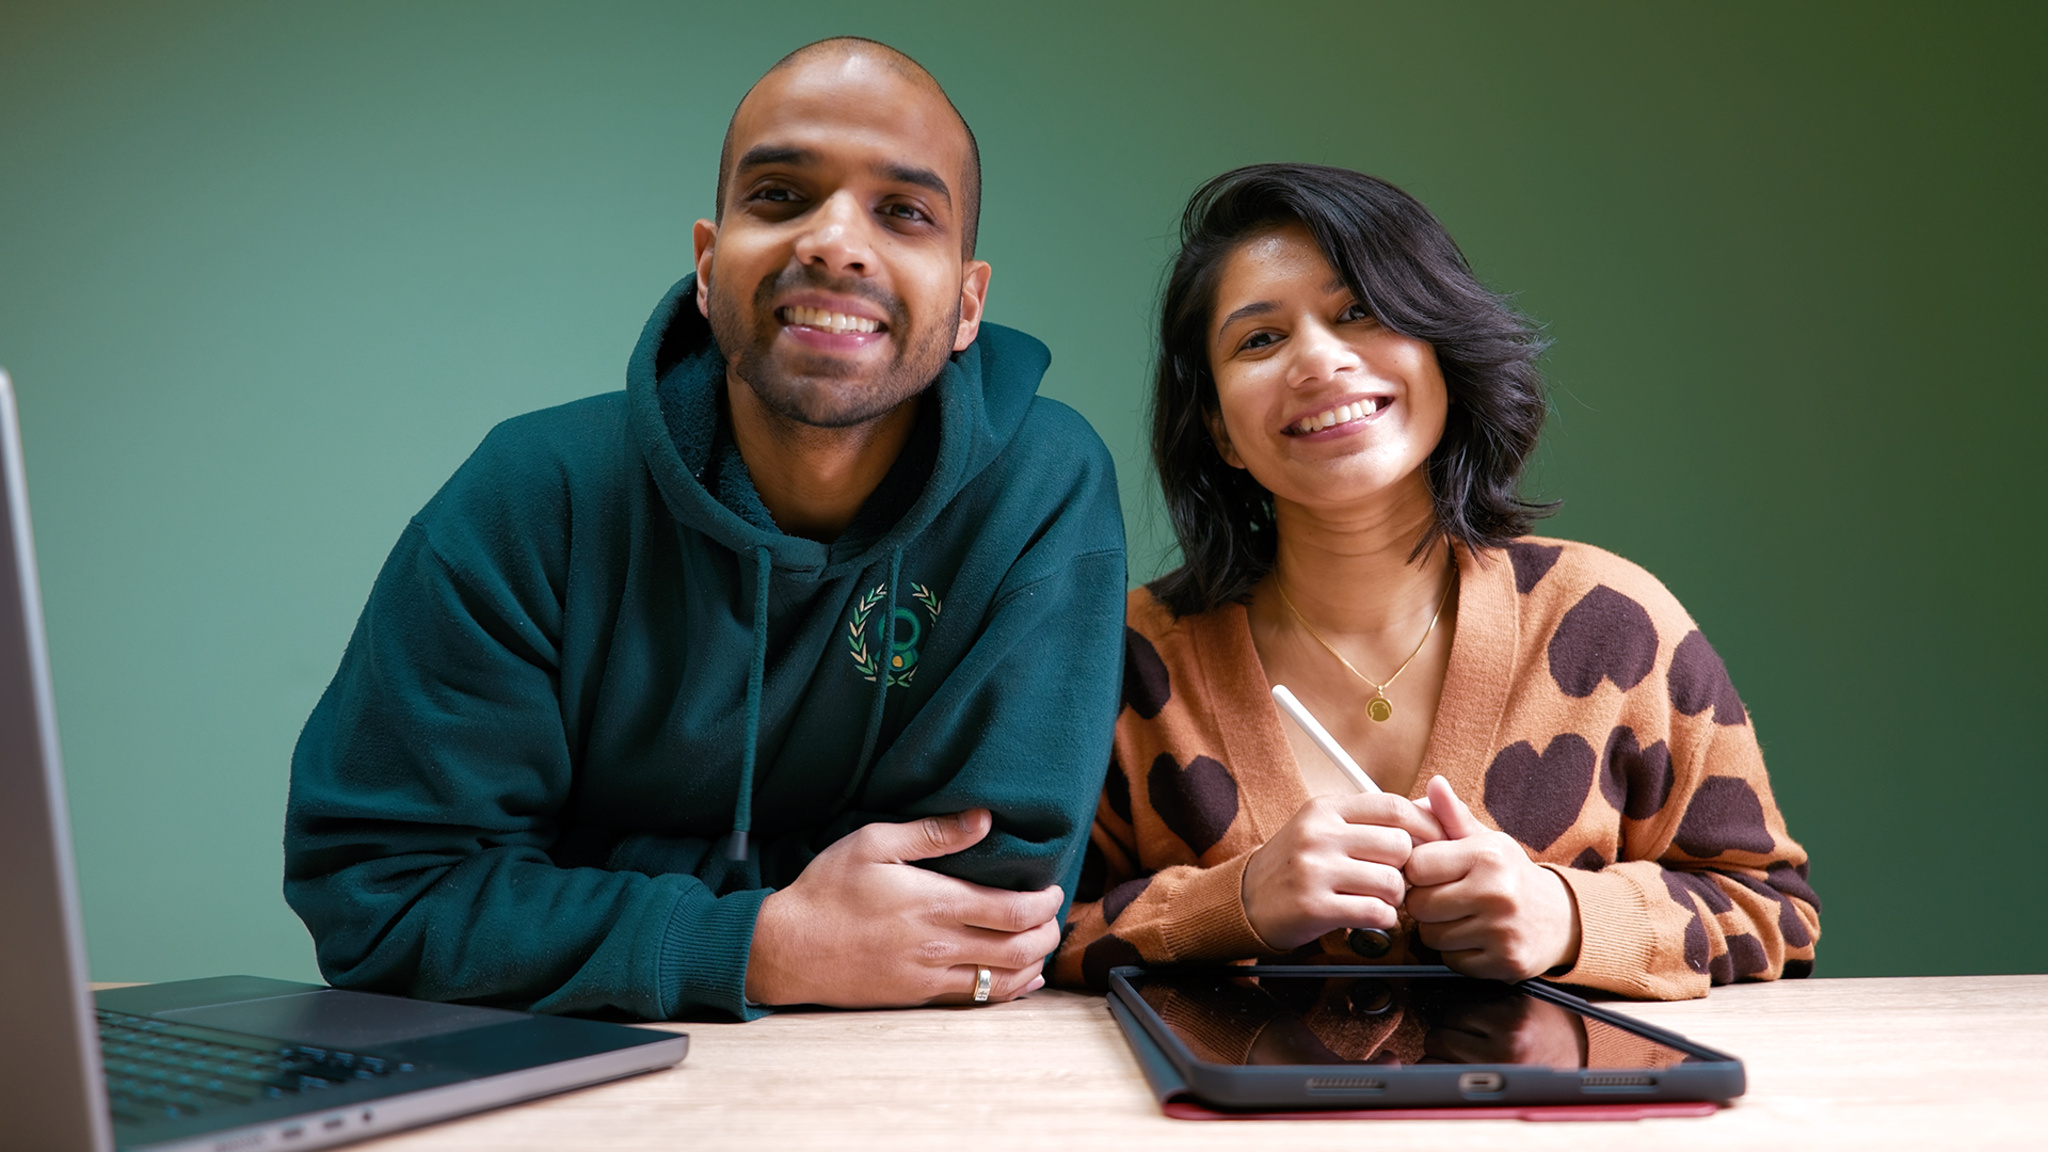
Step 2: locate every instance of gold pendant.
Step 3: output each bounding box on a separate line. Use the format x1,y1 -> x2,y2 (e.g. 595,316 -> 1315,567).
1367,696 -> 1393,723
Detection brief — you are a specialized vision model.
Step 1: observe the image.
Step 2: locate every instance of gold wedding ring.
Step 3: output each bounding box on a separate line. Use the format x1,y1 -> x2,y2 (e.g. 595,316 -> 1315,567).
972,966 -> 993,1003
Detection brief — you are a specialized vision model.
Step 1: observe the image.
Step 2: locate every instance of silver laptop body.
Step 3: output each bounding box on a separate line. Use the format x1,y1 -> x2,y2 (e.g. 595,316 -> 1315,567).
0,369 -> 687,1152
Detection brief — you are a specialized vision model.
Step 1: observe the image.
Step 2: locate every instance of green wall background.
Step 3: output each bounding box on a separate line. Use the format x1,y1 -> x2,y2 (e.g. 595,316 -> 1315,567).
2,2 -> 2041,984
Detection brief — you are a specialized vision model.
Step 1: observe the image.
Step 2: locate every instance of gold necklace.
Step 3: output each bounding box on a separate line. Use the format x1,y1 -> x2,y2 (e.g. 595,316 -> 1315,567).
1273,547 -> 1456,724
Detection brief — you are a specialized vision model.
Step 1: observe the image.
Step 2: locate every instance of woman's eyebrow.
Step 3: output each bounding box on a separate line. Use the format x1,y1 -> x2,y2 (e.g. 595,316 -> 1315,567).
1217,279 -> 1351,333
1217,300 -> 1276,331
1212,276 -> 1359,334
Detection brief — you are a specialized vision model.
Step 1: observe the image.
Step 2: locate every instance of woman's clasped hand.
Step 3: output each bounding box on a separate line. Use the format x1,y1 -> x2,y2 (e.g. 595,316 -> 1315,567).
1241,776 -> 1582,982
1240,790 -> 1440,948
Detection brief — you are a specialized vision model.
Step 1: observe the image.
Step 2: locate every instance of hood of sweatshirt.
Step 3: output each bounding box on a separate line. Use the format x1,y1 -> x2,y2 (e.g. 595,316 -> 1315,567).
620,274 -> 1056,865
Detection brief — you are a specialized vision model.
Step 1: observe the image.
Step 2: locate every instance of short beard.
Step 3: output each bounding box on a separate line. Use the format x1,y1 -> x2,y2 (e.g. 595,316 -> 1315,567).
706,262 -> 957,430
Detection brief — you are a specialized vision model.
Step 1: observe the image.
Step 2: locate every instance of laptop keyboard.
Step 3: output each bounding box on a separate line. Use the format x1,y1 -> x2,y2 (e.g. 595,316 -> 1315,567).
98,1009 -> 413,1125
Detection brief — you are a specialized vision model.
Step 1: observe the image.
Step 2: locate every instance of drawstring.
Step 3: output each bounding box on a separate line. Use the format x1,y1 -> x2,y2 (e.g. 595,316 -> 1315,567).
835,546 -> 902,811
726,544 -> 772,861
729,543 -> 903,848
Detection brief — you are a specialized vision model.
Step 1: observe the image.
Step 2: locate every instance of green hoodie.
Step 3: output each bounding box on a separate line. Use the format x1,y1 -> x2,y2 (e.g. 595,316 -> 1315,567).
284,276 -> 1126,1021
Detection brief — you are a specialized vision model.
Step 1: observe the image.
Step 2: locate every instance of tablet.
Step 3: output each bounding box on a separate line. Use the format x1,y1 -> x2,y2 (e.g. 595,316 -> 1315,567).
1107,965 -> 1744,1110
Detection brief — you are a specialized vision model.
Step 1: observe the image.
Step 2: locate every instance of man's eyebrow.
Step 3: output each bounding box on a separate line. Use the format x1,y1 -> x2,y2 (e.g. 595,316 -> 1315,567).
873,161 -> 951,205
735,144 -> 818,172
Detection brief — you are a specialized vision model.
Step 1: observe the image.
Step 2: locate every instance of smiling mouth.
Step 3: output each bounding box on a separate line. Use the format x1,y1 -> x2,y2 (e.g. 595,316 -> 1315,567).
1286,398 -> 1386,436
777,305 -> 885,335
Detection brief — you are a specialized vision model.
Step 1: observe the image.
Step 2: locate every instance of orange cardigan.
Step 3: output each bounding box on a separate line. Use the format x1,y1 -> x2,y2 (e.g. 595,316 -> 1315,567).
1051,538 -> 1818,1000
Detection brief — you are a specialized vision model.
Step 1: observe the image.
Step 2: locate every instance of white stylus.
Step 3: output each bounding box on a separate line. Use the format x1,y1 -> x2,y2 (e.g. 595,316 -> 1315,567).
1271,683 -> 1404,958
1270,684 -> 1381,794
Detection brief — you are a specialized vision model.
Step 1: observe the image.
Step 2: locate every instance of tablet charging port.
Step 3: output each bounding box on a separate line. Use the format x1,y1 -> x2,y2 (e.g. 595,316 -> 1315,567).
1458,1072 -> 1505,1095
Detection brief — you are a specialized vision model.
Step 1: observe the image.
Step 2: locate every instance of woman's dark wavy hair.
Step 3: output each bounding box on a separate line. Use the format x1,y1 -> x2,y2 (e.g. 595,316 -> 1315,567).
1148,163 -> 1554,617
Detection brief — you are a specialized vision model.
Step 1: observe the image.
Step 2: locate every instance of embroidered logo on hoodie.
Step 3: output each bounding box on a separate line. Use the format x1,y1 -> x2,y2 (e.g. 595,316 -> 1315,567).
849,582 -> 942,687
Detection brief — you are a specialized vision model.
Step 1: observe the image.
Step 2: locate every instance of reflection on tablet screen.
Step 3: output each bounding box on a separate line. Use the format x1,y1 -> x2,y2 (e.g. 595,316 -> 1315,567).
1131,971 -> 1694,1070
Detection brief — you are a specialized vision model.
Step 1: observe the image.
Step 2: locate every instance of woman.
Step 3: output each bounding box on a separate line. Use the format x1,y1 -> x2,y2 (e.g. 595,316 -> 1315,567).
1052,164 -> 1817,999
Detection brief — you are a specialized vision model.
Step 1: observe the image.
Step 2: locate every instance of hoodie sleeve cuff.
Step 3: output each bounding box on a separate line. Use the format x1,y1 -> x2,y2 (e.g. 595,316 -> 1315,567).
657,884 -> 773,1021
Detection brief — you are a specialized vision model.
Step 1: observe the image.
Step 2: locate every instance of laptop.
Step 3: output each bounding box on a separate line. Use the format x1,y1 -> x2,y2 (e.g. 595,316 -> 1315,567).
0,369 -> 688,1152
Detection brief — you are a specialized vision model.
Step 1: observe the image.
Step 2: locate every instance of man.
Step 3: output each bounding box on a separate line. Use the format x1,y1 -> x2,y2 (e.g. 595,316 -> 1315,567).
283,38 -> 1125,1020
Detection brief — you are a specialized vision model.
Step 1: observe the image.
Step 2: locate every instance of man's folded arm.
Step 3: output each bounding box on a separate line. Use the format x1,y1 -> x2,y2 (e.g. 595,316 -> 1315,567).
283,523 -> 766,1022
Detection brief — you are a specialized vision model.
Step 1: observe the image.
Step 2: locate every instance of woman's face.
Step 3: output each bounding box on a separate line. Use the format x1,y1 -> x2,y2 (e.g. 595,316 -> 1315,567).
1205,224 -> 1448,517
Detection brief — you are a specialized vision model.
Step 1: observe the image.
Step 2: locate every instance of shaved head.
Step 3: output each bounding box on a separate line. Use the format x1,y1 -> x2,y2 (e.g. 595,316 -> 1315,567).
715,37 -> 982,256
692,34 -> 994,440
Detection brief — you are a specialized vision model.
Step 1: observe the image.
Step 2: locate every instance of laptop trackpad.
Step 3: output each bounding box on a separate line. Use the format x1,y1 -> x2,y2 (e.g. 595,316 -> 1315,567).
157,989 -> 526,1050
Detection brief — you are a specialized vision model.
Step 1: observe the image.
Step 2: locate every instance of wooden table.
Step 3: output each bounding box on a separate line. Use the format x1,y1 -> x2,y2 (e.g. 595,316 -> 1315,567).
334,975 -> 2046,1150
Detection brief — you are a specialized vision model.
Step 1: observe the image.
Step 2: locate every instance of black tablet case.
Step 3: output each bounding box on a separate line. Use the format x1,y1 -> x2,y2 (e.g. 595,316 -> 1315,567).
1105,964 -> 1743,1118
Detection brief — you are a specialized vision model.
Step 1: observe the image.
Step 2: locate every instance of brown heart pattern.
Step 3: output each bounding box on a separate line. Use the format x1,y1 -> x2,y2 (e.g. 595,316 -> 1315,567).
1547,586 -> 1658,698
1483,734 -> 1597,852
1147,753 -> 1240,858
1668,629 -> 1747,726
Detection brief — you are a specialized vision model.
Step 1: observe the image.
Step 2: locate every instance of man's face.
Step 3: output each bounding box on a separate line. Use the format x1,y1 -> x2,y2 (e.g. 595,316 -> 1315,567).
694,56 -> 991,429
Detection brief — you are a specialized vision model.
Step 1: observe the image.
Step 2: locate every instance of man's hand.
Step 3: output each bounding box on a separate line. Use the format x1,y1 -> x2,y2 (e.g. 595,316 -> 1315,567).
1241,793 -> 1444,951
1404,776 -> 1582,982
743,809 -> 1063,1008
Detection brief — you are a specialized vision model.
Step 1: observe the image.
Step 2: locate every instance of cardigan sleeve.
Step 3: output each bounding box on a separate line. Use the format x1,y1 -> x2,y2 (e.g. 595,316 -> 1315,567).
1541,647 -> 1820,1000
1051,769 -> 1276,990
1050,610 -> 1286,990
